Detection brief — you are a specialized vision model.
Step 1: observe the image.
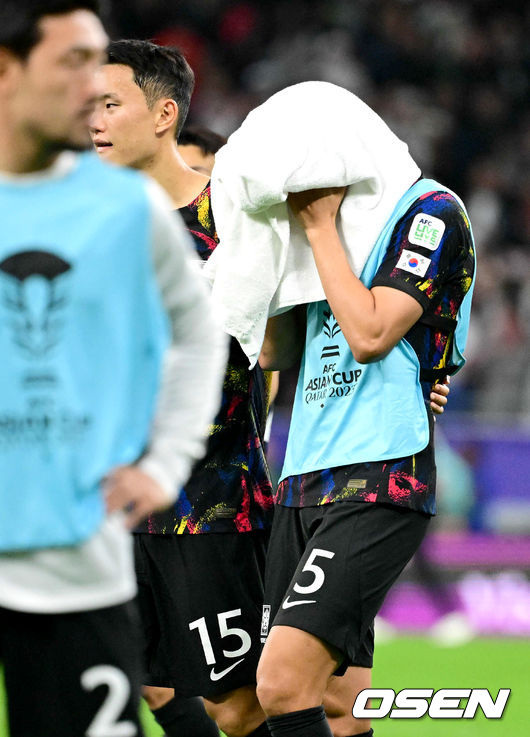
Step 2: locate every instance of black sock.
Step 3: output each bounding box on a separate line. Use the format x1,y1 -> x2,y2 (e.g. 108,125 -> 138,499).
245,722 -> 272,737
346,731 -> 374,737
152,696 -> 219,737
267,706 -> 332,737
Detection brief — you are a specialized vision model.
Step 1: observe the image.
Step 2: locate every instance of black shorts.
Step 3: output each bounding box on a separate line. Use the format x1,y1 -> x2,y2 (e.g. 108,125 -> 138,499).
0,600 -> 144,737
263,501 -> 430,670
134,530 -> 268,698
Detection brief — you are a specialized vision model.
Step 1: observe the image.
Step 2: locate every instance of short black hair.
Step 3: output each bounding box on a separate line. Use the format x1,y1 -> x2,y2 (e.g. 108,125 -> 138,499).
179,126 -> 227,156
0,1 -> 103,59
107,39 -> 195,139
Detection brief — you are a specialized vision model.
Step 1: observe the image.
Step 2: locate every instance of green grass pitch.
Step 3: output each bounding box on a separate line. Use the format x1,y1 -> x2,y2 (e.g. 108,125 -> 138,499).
1,636 -> 528,736
369,636 -> 528,736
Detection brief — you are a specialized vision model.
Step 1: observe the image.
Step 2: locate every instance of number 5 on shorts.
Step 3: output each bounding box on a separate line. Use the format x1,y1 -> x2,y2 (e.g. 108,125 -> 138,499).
294,548 -> 335,594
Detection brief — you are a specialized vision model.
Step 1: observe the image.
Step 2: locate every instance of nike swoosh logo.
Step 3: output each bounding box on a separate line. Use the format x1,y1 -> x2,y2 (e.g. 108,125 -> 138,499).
209,658 -> 245,681
282,596 -> 317,609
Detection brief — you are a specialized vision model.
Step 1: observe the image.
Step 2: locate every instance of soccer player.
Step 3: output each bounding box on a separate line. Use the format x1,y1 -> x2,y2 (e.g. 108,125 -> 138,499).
89,40 -> 273,737
178,125 -> 227,175
0,4 -> 226,737
256,175 -> 475,736
177,125 -> 285,459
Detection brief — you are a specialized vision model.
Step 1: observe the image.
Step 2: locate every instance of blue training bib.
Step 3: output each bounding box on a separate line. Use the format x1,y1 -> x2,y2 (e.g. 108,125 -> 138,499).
281,179 -> 475,480
0,153 -> 168,551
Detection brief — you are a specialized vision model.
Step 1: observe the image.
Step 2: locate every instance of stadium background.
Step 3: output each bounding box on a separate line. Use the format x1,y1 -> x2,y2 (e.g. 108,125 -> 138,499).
3,1 -> 529,734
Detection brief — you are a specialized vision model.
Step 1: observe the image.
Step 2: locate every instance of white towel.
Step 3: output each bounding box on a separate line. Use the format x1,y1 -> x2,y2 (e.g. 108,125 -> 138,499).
204,81 -> 421,367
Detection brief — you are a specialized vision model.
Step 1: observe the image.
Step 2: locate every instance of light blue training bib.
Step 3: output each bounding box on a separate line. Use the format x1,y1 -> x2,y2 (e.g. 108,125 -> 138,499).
0,153 -> 168,551
281,179 -> 475,480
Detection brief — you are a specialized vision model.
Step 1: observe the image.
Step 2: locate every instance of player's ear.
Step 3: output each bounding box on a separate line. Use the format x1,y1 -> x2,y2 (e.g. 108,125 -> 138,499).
155,98 -> 178,136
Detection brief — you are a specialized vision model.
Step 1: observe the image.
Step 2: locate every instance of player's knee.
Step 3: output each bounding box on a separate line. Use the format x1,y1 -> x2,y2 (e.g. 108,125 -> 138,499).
256,662 -> 301,715
142,685 -> 174,711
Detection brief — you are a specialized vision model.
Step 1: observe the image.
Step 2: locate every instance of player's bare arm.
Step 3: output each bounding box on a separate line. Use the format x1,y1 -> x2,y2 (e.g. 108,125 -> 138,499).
259,305 -> 306,371
288,187 -> 423,364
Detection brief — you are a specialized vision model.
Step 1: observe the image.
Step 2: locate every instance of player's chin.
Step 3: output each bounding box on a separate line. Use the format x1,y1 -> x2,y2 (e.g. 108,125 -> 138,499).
52,129 -> 94,153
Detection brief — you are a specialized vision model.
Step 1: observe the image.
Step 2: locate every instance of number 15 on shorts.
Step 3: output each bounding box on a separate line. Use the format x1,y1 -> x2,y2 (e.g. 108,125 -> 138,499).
189,609 -> 252,682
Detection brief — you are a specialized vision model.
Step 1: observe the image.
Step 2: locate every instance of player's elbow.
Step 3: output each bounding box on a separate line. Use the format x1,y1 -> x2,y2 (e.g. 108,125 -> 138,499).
259,345 -> 298,371
351,346 -> 382,364
259,309 -> 305,370
258,344 -> 278,371
350,336 -> 389,364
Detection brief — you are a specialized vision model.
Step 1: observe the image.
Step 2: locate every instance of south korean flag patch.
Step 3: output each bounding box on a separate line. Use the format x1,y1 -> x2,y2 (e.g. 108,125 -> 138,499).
396,250 -> 431,277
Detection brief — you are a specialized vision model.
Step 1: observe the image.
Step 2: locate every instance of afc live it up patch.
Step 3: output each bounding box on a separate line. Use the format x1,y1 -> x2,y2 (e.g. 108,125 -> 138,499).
408,212 -> 446,250
396,249 -> 431,277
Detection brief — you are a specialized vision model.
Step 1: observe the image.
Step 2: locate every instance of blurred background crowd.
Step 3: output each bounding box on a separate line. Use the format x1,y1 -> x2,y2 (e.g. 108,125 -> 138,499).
102,0 -> 530,636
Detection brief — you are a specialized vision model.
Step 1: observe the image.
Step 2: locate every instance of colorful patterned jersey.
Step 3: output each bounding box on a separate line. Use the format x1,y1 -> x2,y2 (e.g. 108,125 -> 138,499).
276,189 -> 474,515
372,189 -> 475,401
137,185 -> 274,534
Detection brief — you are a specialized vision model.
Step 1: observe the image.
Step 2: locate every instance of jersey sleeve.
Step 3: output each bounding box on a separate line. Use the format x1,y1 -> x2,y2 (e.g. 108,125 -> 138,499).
137,179 -> 228,502
370,191 -> 475,312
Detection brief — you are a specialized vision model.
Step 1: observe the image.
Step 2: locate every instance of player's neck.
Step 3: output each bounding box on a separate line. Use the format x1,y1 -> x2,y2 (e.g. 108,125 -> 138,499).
142,142 -> 209,209
0,126 -> 61,174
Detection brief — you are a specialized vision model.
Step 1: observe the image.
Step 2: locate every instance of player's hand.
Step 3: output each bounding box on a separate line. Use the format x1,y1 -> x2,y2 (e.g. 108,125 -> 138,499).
430,375 -> 450,417
287,187 -> 347,232
104,465 -> 172,529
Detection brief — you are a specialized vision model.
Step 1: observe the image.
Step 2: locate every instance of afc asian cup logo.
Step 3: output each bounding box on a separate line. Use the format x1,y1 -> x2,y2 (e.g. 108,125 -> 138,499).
0,249 -> 72,358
